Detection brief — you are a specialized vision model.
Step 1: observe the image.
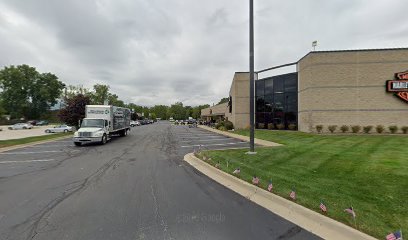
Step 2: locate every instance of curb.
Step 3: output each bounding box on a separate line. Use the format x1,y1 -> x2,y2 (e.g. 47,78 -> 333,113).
198,125 -> 282,147
184,153 -> 376,240
0,135 -> 73,153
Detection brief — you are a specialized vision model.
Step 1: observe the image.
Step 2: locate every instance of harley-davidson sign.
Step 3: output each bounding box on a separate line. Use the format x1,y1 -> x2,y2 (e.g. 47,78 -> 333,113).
386,71 -> 408,102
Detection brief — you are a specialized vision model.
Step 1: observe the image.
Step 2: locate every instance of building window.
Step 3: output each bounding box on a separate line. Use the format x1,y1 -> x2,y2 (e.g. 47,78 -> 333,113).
255,72 -> 298,130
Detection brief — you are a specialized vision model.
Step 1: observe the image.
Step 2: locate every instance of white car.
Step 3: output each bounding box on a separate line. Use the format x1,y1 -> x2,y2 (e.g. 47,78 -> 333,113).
45,125 -> 73,133
130,120 -> 140,127
8,123 -> 33,130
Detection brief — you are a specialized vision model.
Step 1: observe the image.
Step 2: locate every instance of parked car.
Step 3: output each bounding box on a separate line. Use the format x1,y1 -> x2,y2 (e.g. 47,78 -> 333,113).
8,123 -> 33,130
27,120 -> 38,126
36,120 -> 49,126
130,120 -> 140,127
45,125 -> 73,133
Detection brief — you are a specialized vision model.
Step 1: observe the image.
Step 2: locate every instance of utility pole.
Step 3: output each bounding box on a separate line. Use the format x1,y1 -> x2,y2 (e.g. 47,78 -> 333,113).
249,0 -> 256,153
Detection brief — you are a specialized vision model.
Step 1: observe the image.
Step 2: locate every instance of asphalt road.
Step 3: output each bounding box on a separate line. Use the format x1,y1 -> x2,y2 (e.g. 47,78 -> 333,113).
0,122 -> 320,240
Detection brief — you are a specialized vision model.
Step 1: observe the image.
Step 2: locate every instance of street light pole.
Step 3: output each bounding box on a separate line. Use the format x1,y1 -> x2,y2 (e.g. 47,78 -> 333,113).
249,0 -> 255,153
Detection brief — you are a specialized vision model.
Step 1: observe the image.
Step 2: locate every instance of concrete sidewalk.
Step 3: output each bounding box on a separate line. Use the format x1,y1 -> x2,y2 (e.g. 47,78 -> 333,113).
198,125 -> 282,147
184,153 -> 377,240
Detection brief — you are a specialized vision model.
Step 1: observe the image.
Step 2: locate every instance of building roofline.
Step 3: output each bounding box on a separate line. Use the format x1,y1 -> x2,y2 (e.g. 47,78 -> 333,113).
298,47 -> 408,63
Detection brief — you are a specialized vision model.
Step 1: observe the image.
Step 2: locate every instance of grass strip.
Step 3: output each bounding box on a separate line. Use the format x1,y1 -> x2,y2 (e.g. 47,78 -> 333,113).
198,130 -> 407,239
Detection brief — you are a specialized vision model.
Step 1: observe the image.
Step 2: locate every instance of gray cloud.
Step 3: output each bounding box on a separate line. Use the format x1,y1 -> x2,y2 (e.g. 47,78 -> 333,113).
1,0 -> 407,106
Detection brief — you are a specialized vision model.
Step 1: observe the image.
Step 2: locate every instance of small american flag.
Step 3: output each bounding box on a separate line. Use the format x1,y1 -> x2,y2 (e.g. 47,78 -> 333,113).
232,168 -> 240,175
252,176 -> 259,185
344,207 -> 356,218
267,182 -> 273,192
386,230 -> 402,240
289,189 -> 296,200
319,201 -> 327,212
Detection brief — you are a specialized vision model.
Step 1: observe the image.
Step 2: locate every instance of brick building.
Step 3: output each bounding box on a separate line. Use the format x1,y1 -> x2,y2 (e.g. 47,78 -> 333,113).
201,48 -> 408,132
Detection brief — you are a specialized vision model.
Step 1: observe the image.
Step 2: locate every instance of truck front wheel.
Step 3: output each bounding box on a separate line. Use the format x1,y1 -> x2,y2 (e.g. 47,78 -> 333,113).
101,134 -> 107,145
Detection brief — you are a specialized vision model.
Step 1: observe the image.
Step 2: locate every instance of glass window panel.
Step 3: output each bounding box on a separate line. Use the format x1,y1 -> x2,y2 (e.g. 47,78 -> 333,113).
273,78 -> 284,93
284,74 -> 297,92
255,80 -> 264,97
256,97 -> 265,112
264,78 -> 274,95
264,96 -> 273,112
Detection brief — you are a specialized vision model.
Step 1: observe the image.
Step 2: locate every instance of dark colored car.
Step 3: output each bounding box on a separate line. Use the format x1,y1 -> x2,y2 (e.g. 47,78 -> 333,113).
27,120 -> 37,126
36,120 -> 49,126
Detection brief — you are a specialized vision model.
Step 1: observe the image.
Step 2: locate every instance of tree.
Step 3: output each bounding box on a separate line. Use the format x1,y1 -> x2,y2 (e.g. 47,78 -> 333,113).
150,105 -> 169,120
218,97 -> 229,105
89,84 -> 110,104
0,65 -> 64,119
192,104 -> 210,119
65,85 -> 91,99
168,102 -> 186,120
58,94 -> 91,128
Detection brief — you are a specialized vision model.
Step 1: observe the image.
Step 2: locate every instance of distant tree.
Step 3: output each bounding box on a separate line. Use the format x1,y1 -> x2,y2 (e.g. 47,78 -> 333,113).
150,105 -> 169,119
108,93 -> 125,107
192,104 -> 210,119
185,106 -> 193,118
168,102 -> 186,120
150,112 -> 157,120
58,94 -> 91,128
0,64 -> 64,119
65,85 -> 91,99
218,97 -> 229,105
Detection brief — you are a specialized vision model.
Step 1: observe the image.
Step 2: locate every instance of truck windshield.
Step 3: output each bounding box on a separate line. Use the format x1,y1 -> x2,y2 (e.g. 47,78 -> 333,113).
81,119 -> 104,128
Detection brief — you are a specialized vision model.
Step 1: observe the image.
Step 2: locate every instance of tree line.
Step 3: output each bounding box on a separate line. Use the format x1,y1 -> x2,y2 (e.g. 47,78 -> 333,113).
0,64 -> 212,124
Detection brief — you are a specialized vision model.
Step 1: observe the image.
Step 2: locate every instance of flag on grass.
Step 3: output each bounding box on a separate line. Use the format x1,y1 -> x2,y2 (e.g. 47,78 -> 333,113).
386,230 -> 402,240
289,188 -> 296,200
233,168 -> 240,175
252,176 -> 259,185
344,207 -> 356,218
267,181 -> 273,192
319,201 -> 327,213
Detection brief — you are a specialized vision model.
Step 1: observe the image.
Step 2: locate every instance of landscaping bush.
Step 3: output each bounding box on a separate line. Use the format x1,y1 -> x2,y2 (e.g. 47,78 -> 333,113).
351,125 -> 361,133
363,126 -> 373,134
389,125 -> 398,134
267,123 -> 274,130
288,124 -> 297,130
218,126 -> 226,131
340,125 -> 349,133
315,125 -> 323,133
215,121 -> 225,130
328,125 -> 337,133
276,123 -> 285,130
402,126 -> 408,134
224,120 -> 234,130
376,125 -> 385,133
258,123 -> 265,129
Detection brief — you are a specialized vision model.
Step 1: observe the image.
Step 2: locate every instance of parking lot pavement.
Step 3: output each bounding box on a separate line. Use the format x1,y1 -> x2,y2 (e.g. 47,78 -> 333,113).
0,125 -> 56,140
171,125 -> 257,152
0,139 -> 81,178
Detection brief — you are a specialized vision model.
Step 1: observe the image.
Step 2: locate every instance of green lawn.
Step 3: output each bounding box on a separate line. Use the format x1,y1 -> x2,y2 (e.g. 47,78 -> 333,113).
0,133 -> 72,148
198,130 -> 407,239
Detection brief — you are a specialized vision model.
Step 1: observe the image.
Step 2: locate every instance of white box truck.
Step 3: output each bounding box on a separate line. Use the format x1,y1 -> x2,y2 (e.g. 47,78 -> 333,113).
73,105 -> 131,146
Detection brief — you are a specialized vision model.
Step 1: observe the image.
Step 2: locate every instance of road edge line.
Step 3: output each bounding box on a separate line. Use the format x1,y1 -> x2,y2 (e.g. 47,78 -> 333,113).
184,153 -> 376,240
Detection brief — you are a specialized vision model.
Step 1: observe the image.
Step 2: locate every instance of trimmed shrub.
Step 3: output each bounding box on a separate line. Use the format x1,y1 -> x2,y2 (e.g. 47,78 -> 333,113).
267,123 -> 274,130
340,125 -> 349,133
224,120 -> 234,130
402,126 -> 408,134
315,125 -> 323,133
389,125 -> 398,134
363,126 -> 373,134
376,125 -> 385,134
218,126 -> 226,131
288,124 -> 297,130
215,121 -> 225,130
328,125 -> 337,133
351,125 -> 361,133
258,123 -> 265,129
276,123 -> 285,130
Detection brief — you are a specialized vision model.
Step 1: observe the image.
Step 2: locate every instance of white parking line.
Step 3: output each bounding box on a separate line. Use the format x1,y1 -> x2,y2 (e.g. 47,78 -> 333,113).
181,142 -> 248,148
179,138 -> 231,142
0,159 -> 56,164
179,136 -> 222,139
0,150 -> 69,155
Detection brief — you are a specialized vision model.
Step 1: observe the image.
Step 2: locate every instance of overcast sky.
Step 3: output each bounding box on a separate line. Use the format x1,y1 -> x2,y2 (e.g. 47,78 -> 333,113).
1,0 -> 407,106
